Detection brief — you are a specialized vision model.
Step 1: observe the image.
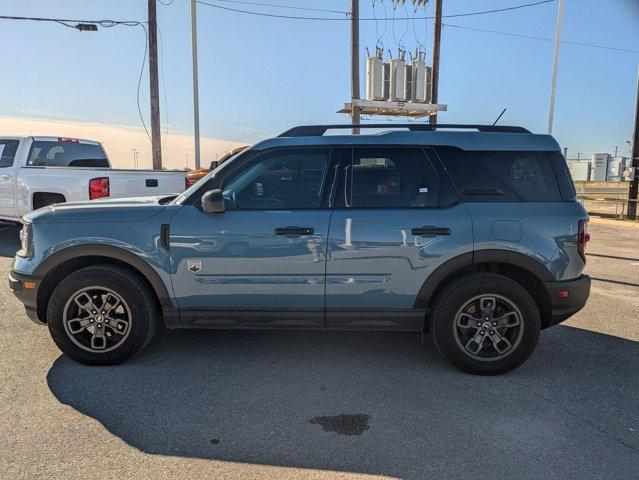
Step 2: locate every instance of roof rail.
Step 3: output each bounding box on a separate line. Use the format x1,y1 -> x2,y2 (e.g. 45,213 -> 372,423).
278,124 -> 530,137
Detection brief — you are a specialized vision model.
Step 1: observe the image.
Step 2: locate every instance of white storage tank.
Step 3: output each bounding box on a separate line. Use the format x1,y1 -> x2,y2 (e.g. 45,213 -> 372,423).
591,153 -> 609,181
606,156 -> 627,182
567,160 -> 591,181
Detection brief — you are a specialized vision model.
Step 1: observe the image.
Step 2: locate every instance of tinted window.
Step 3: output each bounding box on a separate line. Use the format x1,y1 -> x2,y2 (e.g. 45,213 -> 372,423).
436,148 -> 561,202
27,141 -> 109,168
547,151 -> 577,201
222,148 -> 329,209
0,140 -> 19,168
349,147 -> 440,208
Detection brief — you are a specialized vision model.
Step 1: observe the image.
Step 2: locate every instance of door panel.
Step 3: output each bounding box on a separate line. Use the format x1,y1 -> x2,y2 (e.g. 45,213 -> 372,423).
0,140 -> 20,218
325,146 -> 473,330
326,205 -> 473,329
168,146 -> 337,328
170,206 -> 330,326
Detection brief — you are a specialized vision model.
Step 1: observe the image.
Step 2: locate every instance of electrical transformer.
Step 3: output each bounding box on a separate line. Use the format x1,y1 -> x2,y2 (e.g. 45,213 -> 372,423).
407,52 -> 432,103
388,50 -> 406,102
366,47 -> 384,101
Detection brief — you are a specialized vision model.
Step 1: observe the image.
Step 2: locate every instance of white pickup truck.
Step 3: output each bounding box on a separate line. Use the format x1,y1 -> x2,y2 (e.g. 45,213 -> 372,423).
0,136 -> 186,222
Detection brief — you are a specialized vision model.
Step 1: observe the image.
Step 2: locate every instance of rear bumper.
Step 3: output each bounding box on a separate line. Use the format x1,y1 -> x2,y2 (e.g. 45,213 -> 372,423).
543,274 -> 591,327
9,270 -> 44,325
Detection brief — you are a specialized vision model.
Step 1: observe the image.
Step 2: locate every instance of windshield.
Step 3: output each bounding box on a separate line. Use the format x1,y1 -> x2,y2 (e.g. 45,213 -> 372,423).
171,150 -> 244,205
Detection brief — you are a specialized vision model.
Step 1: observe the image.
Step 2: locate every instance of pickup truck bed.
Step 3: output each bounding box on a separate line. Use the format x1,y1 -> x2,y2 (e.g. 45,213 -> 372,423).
0,136 -> 186,221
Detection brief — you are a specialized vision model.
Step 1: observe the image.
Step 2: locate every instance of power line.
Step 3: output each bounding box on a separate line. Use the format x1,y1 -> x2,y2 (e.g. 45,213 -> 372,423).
0,15 -> 145,27
444,23 -> 639,54
195,0 -> 555,21
200,0 -> 349,15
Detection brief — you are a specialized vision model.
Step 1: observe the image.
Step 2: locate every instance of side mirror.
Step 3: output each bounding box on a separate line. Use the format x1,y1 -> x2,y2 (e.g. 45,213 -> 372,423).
201,189 -> 225,213
210,160 -> 219,170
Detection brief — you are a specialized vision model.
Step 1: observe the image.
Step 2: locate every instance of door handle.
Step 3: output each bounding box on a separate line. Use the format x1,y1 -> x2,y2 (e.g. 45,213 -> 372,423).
275,226 -> 314,236
411,226 -> 451,236
0,175 -> 9,180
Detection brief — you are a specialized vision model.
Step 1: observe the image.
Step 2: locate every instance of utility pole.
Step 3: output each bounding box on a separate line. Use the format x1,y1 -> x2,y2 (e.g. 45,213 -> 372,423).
190,0 -> 201,169
627,66 -> 639,220
429,0 -> 443,125
547,0 -> 565,134
350,0 -> 360,134
148,0 -> 162,170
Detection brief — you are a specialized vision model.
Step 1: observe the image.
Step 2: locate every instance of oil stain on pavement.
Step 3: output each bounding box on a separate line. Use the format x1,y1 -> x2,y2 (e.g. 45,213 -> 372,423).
309,414 -> 371,436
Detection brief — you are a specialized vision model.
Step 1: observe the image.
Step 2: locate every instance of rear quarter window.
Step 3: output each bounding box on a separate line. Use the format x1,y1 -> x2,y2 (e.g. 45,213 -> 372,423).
435,147 -> 562,202
0,140 -> 19,168
27,141 -> 109,168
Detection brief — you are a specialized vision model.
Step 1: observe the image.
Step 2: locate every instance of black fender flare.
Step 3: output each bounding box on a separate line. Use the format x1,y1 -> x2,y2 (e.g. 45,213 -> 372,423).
34,244 -> 173,309
414,249 -> 554,308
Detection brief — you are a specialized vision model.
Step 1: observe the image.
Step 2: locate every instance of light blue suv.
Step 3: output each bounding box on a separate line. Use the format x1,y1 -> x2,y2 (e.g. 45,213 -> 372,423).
9,124 -> 591,374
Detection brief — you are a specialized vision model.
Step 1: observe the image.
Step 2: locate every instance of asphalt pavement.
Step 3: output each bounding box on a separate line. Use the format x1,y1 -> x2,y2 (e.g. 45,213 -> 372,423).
0,218 -> 637,480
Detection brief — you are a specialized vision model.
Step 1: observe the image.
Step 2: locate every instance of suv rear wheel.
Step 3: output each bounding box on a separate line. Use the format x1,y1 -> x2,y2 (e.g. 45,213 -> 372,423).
431,272 -> 540,375
47,264 -> 157,365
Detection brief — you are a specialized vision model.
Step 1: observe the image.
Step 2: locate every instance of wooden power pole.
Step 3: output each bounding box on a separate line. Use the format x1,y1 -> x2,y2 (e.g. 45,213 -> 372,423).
351,0 -> 360,134
148,0 -> 163,170
627,66 -> 639,220
429,0 -> 443,125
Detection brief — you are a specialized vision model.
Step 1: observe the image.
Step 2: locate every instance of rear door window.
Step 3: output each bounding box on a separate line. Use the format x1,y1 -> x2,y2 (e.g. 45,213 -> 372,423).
0,140 -> 19,168
347,147 -> 443,208
436,147 -> 562,202
27,141 -> 109,168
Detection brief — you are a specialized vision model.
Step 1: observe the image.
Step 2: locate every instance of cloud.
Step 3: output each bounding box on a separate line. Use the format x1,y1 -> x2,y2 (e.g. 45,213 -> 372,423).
0,116 -> 246,170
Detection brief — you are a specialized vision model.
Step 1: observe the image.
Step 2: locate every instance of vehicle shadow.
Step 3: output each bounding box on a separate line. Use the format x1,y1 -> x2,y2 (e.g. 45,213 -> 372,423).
0,223 -> 20,258
46,326 -> 638,479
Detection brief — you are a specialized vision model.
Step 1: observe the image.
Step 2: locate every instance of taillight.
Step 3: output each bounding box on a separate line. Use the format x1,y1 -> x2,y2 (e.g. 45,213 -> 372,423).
578,219 -> 589,262
89,177 -> 110,200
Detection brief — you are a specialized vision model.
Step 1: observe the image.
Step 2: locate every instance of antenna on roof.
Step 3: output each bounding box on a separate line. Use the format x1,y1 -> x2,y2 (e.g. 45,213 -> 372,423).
492,108 -> 507,126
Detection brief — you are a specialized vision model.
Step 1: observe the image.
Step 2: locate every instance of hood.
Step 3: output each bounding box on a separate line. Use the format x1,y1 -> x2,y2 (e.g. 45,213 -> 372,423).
24,195 -> 175,224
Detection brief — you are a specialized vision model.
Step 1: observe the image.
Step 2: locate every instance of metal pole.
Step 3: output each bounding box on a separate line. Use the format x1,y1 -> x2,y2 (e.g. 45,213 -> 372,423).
547,0 -> 565,135
429,0 -> 443,125
148,0 -> 163,170
627,66 -> 639,220
351,0 -> 360,134
190,0 -> 201,169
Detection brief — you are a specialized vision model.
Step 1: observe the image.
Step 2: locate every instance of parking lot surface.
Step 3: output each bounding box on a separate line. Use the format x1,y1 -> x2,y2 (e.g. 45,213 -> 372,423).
1,219 -> 637,480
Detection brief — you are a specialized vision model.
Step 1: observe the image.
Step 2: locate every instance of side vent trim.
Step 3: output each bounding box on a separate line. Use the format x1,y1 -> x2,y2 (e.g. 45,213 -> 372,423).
160,224 -> 170,251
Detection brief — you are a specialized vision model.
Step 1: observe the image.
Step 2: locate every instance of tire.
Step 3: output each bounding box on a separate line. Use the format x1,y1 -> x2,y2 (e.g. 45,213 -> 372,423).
431,272 -> 540,375
47,264 -> 157,365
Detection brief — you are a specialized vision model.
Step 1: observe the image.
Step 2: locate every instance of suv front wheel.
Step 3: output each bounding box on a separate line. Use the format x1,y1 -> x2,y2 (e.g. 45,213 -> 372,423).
47,264 -> 157,365
431,272 -> 540,375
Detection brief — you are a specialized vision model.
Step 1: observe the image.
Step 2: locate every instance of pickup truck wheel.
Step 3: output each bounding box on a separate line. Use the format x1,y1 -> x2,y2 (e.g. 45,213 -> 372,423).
431,272 -> 540,375
47,265 -> 157,365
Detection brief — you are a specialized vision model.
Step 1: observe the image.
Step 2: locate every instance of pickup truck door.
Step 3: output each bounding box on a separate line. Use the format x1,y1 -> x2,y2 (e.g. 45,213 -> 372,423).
168,147 -> 339,328
0,140 -> 20,219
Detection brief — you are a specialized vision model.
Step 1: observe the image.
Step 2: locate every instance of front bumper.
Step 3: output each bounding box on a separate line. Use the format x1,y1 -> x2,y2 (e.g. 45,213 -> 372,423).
9,270 -> 44,325
543,274 -> 591,327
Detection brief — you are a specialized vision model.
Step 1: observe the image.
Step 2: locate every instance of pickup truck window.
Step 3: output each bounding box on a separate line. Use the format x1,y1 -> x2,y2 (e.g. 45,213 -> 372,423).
0,140 -> 19,168
27,141 -> 109,168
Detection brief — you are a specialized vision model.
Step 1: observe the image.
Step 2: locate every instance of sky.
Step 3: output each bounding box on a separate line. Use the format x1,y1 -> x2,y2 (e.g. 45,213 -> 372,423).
0,0 -> 638,169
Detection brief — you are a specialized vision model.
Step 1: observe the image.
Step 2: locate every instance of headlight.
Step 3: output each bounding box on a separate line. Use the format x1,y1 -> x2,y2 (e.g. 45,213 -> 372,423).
16,223 -> 33,258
